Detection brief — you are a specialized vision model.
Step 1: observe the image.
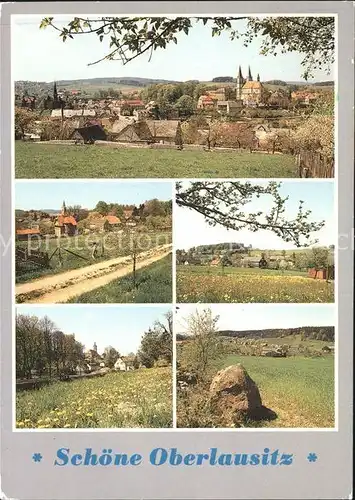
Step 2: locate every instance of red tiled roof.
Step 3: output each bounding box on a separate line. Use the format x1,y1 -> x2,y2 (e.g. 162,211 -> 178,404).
57,215 -> 77,226
16,228 -> 40,235
105,215 -> 121,224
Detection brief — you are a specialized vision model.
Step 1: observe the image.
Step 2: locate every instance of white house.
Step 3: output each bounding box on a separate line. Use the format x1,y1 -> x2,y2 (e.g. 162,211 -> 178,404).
114,357 -> 135,372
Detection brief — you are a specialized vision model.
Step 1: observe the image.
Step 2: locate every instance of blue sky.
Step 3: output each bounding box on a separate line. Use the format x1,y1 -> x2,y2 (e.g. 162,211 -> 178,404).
176,304 -> 335,332
12,15 -> 334,82
16,305 -> 171,354
15,181 -> 172,210
175,181 -> 335,250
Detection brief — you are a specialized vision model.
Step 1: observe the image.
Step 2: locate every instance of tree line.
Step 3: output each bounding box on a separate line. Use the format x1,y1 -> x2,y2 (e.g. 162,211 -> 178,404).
16,312 -> 173,380
177,246 -> 334,271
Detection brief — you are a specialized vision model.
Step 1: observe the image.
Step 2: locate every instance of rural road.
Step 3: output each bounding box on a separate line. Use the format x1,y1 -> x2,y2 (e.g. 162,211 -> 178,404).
16,244 -> 172,304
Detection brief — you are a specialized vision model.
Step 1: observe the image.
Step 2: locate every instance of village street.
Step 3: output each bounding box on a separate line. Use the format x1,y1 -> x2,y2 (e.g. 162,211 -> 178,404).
16,244 -> 171,303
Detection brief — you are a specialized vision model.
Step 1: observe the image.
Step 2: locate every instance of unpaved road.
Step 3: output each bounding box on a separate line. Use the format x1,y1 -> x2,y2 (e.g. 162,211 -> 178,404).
16,244 -> 172,304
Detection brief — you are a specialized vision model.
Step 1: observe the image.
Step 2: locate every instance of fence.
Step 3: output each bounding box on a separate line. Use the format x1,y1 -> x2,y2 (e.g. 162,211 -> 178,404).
296,151 -> 334,178
16,247 -> 50,276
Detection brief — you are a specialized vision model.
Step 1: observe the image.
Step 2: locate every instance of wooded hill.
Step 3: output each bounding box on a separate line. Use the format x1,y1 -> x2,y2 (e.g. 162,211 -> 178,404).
176,326 -> 335,342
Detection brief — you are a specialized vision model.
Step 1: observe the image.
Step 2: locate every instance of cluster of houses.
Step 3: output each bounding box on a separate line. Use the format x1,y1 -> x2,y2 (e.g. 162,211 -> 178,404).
182,253 -> 295,270
17,65 -> 323,148
222,337 -> 334,357
181,251 -> 334,281
75,342 -> 142,375
196,66 -> 319,113
16,200 -> 141,240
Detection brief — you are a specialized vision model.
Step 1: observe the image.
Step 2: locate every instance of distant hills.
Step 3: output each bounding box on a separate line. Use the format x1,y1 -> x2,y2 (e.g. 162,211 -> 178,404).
16,209 -> 60,216
176,326 -> 335,342
15,76 -> 334,89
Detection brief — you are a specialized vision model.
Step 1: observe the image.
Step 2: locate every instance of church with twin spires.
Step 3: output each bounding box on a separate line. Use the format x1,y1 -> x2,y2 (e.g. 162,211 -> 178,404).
235,65 -> 267,105
197,64 -> 269,111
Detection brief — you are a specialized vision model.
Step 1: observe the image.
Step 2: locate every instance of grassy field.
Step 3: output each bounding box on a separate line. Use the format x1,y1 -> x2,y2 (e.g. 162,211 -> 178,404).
215,354 -> 334,428
176,265 -> 334,303
177,351 -> 334,428
16,231 -> 171,283
16,367 -> 172,429
15,142 -> 297,179
66,253 -> 172,303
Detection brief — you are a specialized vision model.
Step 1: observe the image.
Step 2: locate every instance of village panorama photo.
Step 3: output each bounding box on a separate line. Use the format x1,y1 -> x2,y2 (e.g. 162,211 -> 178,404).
15,305 -> 173,429
13,15 -> 335,179
175,180 -> 335,303
15,181 -> 172,304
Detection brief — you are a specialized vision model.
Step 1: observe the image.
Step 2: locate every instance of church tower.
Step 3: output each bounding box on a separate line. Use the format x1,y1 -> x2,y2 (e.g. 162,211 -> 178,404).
61,200 -> 66,216
236,65 -> 245,100
247,66 -> 253,82
93,342 -> 98,353
257,73 -> 260,82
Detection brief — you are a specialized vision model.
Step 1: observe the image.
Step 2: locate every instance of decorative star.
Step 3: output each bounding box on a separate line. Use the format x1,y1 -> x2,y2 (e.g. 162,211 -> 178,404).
307,452 -> 317,462
32,453 -> 43,463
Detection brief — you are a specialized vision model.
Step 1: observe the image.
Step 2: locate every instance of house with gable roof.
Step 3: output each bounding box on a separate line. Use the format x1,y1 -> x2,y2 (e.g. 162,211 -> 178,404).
54,201 -> 78,237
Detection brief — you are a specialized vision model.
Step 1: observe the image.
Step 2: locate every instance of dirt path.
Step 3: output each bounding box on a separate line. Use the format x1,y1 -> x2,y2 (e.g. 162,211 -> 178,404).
16,244 -> 172,304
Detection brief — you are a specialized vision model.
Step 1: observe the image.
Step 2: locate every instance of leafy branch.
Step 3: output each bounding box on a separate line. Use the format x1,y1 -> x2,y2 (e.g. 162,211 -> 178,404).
39,16 -> 334,79
176,181 -> 325,247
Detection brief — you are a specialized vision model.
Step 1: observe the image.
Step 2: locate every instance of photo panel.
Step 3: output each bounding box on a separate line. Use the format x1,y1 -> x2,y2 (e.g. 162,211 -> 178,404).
13,15 -> 334,180
175,303 -> 336,429
175,179 -> 335,304
15,304 -> 173,429
15,180 -> 173,304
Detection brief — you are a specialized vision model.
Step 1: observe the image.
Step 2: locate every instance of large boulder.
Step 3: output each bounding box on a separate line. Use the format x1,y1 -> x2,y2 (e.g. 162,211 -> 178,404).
209,364 -> 262,413
209,364 -> 276,421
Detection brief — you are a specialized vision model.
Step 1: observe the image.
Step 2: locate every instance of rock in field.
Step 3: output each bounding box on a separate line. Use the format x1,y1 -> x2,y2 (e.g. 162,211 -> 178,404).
209,364 -> 276,421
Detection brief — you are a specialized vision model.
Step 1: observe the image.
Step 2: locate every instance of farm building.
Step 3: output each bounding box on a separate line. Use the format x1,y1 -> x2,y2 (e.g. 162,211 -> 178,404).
89,214 -> 122,232
112,119 -> 183,145
72,124 -> 107,143
16,228 -> 41,240
104,215 -> 121,228
216,100 -> 243,115
241,257 -> 260,268
112,121 -> 153,143
308,266 -> 335,280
